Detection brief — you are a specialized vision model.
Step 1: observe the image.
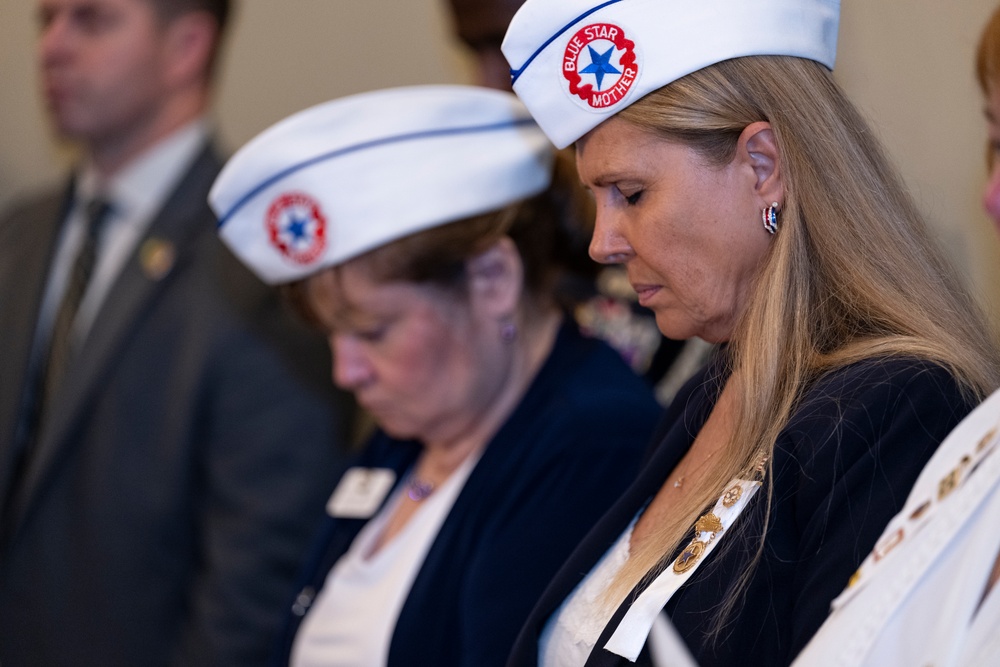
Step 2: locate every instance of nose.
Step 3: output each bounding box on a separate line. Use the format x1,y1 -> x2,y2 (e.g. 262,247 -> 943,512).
589,205 -> 634,265
39,12 -> 72,68
330,335 -> 373,391
984,161 -> 1000,227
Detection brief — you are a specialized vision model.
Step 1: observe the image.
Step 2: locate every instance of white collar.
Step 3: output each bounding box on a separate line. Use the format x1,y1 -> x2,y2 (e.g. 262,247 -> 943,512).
76,118 -> 210,222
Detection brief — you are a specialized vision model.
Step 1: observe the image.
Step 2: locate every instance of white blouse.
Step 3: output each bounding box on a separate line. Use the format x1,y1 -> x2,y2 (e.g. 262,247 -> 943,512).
291,454 -> 478,667
539,520 -> 635,667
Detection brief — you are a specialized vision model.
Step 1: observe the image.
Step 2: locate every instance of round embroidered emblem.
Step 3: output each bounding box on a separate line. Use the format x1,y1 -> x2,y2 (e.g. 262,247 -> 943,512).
562,23 -> 639,111
265,192 -> 328,265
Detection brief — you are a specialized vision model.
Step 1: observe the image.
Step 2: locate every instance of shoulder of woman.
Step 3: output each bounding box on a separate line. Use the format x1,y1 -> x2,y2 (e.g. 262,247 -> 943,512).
792,356 -> 968,424
777,356 -> 972,482
541,326 -> 663,419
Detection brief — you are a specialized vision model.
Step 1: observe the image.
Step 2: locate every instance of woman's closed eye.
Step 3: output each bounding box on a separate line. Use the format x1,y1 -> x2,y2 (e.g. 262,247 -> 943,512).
617,186 -> 643,206
357,326 -> 388,343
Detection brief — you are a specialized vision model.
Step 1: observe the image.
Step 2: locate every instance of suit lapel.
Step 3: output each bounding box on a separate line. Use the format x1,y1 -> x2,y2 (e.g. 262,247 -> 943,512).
0,185 -> 73,517
9,146 -> 223,535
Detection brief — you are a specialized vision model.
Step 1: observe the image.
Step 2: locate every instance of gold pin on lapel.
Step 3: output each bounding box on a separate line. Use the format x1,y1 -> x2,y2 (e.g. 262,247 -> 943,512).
873,527 -> 904,562
977,427 -> 997,453
140,238 -> 175,280
694,513 -> 723,534
938,469 -> 960,501
722,484 -> 742,507
673,513 -> 723,574
673,539 -> 707,574
909,500 -> 931,520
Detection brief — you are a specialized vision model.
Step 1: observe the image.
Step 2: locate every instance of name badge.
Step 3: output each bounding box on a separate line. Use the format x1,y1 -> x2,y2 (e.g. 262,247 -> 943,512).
326,468 -> 397,519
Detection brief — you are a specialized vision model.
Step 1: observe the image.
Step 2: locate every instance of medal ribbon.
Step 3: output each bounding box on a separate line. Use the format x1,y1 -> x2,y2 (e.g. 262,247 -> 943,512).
604,478 -> 762,661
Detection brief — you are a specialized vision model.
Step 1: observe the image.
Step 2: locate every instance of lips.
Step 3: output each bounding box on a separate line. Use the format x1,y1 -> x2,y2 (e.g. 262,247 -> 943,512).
43,80 -> 74,110
631,283 -> 660,307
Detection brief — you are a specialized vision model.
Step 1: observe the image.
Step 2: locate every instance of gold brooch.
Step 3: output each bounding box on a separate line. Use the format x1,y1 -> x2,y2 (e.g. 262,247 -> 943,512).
873,527 -> 904,562
938,469 -> 961,501
694,512 -> 723,534
672,512 -> 723,574
977,427 -> 997,453
722,484 -> 742,507
909,500 -> 931,520
673,539 -> 706,574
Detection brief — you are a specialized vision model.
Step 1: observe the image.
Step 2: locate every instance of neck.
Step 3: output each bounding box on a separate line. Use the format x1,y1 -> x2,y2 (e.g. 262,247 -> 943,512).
417,307 -> 564,482
88,89 -> 206,177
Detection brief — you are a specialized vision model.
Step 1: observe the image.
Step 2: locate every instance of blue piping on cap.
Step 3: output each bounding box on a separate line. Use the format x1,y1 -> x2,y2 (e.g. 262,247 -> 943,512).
216,118 -> 537,228
509,0 -> 627,85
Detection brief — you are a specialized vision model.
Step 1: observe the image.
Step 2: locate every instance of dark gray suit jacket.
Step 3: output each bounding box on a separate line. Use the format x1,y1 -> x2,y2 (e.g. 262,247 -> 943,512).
0,144 -> 352,667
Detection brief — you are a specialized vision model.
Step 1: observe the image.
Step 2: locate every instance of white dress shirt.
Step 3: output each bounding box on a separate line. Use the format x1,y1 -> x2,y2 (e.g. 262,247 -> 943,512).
33,119 -> 209,357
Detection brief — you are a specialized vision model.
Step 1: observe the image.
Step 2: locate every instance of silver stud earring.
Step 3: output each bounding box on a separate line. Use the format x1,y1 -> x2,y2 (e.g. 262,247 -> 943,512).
762,202 -> 779,235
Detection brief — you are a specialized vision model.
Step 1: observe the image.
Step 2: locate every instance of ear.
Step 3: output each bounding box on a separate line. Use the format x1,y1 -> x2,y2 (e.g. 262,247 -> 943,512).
737,121 -> 784,208
160,11 -> 217,90
465,237 -> 524,319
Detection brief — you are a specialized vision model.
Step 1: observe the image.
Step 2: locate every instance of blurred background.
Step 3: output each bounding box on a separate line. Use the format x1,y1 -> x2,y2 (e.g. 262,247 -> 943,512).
2,0 -> 999,325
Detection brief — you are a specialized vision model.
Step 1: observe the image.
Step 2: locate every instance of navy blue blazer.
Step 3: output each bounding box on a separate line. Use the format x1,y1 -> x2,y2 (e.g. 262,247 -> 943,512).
507,356 -> 973,667
273,322 -> 662,667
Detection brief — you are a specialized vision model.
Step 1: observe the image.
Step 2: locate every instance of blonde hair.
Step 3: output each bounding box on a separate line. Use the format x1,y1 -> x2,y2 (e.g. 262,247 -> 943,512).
609,55 -> 1000,631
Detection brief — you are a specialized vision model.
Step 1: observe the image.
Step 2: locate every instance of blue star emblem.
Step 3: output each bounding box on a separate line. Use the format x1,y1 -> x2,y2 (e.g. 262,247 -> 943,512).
285,212 -> 309,242
580,45 -> 621,90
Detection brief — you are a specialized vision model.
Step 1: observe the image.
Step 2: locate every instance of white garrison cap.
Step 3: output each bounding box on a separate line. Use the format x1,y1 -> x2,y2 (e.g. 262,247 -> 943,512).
211,85 -> 554,284
502,0 -> 841,149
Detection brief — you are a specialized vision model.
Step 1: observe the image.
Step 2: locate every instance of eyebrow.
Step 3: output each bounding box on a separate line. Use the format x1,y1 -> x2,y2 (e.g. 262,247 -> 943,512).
584,169 -> 643,188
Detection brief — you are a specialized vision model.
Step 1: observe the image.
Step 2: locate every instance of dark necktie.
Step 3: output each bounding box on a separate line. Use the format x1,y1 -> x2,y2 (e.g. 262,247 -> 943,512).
40,197 -> 113,413
2,198 -> 114,531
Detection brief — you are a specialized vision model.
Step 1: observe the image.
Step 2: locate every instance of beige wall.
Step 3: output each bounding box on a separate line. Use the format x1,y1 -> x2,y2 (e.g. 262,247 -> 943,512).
2,0 -> 999,321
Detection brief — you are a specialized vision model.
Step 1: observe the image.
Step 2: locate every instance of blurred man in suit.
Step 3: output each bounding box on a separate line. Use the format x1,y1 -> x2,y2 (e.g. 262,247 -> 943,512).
0,0 -> 352,664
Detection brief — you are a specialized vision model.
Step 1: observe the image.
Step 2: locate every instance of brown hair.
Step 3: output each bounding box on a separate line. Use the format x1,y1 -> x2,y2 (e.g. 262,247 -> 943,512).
977,5 -> 1000,169
608,54 -> 1000,633
977,5 -> 1000,94
146,0 -> 232,75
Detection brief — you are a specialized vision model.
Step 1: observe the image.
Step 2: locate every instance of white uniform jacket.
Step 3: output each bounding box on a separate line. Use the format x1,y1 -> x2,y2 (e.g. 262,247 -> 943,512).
791,387 -> 1000,667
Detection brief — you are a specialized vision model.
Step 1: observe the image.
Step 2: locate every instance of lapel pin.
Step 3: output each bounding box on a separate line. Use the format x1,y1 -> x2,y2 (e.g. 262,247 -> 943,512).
722,484 -> 742,507
140,238 -> 175,281
873,527 -> 904,562
909,500 -> 931,520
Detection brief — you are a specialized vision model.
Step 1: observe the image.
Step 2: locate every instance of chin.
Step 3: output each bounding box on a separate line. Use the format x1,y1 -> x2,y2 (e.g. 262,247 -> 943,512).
376,418 -> 421,442
654,313 -> 695,342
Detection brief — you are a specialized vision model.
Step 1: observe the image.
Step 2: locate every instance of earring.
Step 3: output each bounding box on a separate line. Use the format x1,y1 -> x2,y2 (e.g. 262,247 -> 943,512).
762,202 -> 779,235
500,320 -> 517,343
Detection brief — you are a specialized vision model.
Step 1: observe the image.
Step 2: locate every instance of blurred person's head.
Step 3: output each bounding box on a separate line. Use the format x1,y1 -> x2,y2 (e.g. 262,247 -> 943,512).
977,4 -> 1000,228
36,0 -> 231,173
211,85 -> 590,446
447,0 -> 525,89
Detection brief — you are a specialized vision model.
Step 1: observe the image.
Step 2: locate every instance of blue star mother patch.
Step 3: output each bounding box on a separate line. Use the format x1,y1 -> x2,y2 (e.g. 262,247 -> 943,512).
266,191 -> 328,265
563,23 -> 639,111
